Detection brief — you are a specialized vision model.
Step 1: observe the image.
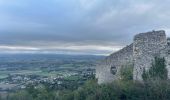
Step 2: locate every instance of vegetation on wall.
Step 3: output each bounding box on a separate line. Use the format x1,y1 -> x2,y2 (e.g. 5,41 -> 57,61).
120,63 -> 133,81
142,57 -> 168,80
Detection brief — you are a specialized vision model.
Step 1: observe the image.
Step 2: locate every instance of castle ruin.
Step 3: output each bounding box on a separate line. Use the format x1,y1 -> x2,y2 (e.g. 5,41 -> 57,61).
96,30 -> 170,84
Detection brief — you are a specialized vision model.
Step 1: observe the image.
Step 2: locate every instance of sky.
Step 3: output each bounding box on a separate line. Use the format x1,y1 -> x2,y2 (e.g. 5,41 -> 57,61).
0,0 -> 170,55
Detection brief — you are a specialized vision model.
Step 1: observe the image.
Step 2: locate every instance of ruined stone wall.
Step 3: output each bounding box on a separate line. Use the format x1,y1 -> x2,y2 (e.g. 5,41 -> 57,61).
96,30 -> 169,84
160,38 -> 170,79
96,44 -> 133,84
133,30 -> 167,81
165,39 -> 170,79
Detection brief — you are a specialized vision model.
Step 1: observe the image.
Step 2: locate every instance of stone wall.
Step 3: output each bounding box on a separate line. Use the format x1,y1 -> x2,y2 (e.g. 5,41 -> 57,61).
96,30 -> 169,84
165,38 -> 170,79
96,44 -> 133,84
160,39 -> 170,79
133,30 -> 167,81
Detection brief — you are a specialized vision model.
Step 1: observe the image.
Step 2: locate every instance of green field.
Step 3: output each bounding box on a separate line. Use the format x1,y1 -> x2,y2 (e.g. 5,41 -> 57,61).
0,74 -> 8,79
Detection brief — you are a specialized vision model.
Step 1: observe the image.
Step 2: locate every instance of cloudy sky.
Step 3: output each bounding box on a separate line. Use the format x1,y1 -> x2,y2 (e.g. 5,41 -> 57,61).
0,0 -> 170,55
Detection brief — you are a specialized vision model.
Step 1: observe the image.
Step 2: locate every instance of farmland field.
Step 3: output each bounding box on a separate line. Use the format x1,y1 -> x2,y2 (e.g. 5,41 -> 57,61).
0,54 -> 104,92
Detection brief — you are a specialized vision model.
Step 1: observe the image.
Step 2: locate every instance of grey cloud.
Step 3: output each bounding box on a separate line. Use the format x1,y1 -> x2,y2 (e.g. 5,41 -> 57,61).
0,0 -> 170,54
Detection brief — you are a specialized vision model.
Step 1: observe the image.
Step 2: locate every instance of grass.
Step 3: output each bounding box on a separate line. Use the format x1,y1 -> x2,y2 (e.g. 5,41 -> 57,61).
65,75 -> 80,81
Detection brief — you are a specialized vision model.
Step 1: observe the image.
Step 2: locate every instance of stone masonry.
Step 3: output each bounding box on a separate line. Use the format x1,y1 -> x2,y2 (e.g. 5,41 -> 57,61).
96,30 -> 170,84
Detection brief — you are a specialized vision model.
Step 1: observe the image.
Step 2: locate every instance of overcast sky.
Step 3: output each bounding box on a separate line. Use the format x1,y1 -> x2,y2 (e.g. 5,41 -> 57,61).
0,0 -> 170,55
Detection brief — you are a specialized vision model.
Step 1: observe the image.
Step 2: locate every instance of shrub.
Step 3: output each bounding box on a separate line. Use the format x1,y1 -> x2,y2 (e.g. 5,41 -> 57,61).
142,57 -> 168,80
120,63 -> 134,81
4,57 -> 170,100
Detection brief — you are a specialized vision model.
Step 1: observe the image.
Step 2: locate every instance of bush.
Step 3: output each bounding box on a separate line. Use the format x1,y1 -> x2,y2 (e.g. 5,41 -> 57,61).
6,79 -> 170,100
4,57 -> 170,100
120,63 -> 134,81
